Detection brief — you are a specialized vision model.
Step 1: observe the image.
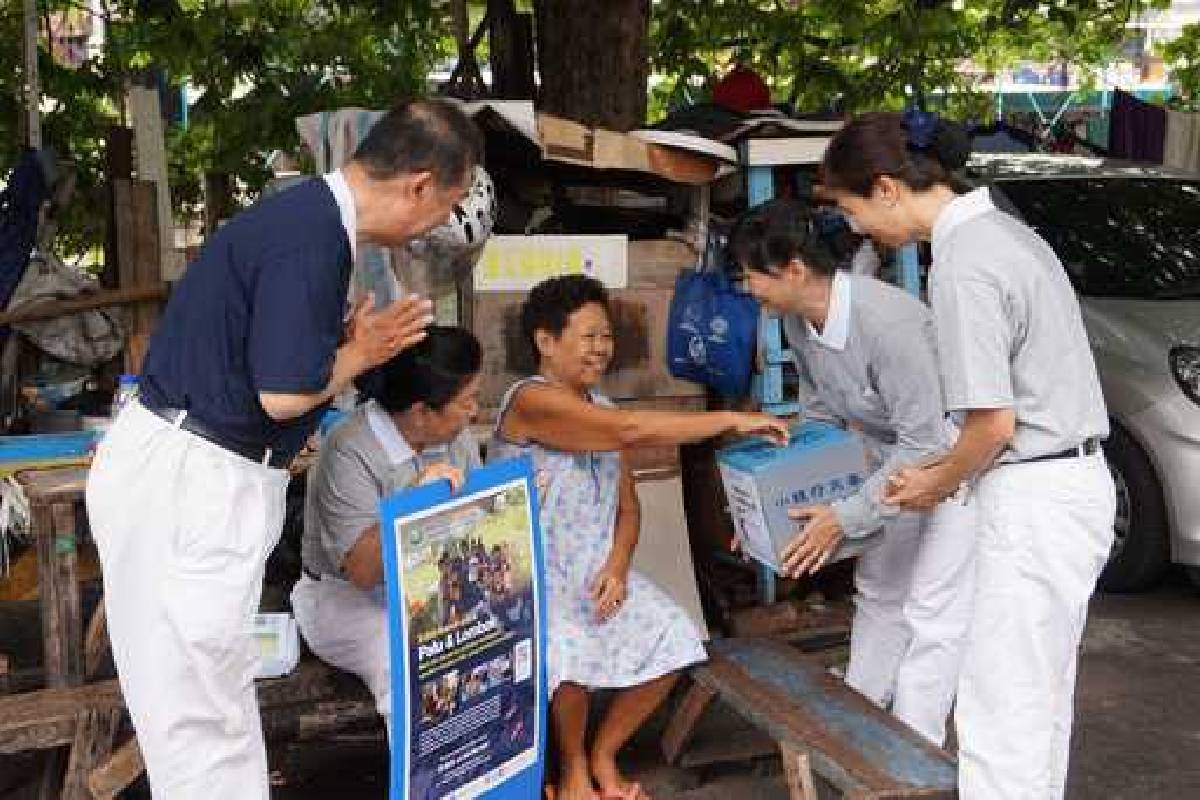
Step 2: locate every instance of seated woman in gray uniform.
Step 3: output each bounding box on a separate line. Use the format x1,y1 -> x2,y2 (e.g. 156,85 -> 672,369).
291,326 -> 483,737
729,199 -> 978,748
489,275 -> 789,800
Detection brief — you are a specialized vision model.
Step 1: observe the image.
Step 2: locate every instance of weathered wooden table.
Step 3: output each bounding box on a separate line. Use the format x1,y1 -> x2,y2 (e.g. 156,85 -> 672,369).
6,459 -> 374,799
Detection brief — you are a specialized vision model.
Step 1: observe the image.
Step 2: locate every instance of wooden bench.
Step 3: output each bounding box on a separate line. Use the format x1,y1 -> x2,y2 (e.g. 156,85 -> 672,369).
0,658 -> 380,799
662,638 -> 958,799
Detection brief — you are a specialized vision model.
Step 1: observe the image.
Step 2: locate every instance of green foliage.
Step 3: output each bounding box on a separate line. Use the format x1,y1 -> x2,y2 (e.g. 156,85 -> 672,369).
0,0 -> 1176,261
649,0 -> 1169,120
1,0 -> 453,260
1161,21 -> 1200,111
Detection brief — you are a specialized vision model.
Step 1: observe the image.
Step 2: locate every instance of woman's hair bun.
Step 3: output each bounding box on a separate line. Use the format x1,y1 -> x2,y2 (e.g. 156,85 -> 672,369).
931,119 -> 971,171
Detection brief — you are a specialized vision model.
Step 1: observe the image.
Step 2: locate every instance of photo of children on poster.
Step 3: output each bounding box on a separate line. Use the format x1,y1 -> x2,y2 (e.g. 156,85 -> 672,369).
393,477 -> 540,800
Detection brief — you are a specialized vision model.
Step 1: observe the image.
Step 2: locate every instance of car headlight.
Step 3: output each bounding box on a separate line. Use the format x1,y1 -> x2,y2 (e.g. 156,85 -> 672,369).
1170,346 -> 1200,406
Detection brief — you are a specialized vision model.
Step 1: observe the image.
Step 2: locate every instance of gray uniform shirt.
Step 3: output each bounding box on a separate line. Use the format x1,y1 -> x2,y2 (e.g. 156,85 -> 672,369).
929,188 -> 1109,462
784,273 -> 955,539
301,401 -> 481,583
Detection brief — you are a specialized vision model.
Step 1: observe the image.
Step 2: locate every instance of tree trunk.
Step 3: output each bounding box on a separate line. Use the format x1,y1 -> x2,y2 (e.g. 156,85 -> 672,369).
534,0 -> 650,130
489,0 -> 535,99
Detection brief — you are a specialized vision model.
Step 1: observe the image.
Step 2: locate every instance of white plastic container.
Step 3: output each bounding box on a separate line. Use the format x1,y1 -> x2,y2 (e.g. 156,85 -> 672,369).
112,374 -> 140,418
253,612 -> 300,679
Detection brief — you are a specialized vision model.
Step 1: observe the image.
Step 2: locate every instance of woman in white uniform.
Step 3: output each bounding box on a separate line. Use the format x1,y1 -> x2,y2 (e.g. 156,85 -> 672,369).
820,110 -> 1115,799
729,199 -> 977,746
291,326 -> 483,737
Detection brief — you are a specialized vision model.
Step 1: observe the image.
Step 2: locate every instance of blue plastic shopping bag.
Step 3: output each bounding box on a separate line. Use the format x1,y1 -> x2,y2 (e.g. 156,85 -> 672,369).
666,231 -> 759,398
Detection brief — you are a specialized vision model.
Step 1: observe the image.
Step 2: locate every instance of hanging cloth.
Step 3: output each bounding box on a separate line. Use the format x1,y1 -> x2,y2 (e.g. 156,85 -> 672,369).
0,150 -> 52,315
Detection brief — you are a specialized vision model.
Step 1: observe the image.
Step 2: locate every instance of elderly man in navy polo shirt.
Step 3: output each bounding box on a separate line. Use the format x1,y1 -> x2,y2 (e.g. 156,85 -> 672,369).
85,99 -> 481,800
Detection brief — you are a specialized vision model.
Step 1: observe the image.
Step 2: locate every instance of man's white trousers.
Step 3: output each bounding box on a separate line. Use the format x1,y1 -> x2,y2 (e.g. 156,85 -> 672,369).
86,402 -> 289,800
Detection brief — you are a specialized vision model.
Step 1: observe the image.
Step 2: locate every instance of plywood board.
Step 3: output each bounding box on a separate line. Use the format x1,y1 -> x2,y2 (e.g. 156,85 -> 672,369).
632,475 -> 709,639
471,288 -> 704,409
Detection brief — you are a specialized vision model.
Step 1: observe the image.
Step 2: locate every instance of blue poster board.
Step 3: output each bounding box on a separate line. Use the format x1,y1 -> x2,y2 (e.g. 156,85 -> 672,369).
379,456 -> 548,800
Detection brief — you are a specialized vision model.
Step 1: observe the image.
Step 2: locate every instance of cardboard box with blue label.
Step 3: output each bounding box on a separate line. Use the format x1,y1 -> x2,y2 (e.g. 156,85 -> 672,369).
717,421 -> 873,573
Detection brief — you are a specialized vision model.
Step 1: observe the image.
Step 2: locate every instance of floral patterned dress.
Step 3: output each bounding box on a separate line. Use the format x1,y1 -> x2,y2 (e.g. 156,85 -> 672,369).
489,377 -> 707,694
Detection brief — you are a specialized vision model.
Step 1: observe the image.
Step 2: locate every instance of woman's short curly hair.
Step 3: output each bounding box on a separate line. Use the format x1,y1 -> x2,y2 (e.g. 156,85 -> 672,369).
519,274 -> 610,364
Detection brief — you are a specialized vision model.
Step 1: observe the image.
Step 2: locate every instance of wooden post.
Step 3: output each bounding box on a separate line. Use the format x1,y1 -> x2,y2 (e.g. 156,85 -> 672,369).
451,0 -> 469,56
661,679 -> 717,765
779,743 -> 819,800
113,179 -> 163,373
203,171 -> 234,235
488,0 -> 535,99
127,83 -> 181,281
102,126 -> 135,290
0,284 -> 168,327
36,750 -> 66,800
22,0 -> 41,149
36,502 -> 83,689
62,709 -> 121,800
84,602 -> 109,680
88,738 -> 144,800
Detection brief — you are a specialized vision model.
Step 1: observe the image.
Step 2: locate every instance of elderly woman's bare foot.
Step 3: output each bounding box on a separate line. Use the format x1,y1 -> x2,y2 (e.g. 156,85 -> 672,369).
590,750 -> 644,799
555,761 -> 599,800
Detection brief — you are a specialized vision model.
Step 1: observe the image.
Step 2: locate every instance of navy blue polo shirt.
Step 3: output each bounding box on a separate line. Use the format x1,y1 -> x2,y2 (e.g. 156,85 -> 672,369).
140,178 -> 351,460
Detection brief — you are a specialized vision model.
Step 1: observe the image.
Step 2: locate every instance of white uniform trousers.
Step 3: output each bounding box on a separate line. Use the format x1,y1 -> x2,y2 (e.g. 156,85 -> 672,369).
291,574 -> 393,740
846,497 -> 978,746
956,454 -> 1114,799
85,402 -> 289,800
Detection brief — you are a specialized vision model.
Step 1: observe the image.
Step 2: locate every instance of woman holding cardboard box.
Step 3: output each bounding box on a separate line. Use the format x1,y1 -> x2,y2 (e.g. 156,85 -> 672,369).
819,111 -> 1114,799
730,198 -> 978,748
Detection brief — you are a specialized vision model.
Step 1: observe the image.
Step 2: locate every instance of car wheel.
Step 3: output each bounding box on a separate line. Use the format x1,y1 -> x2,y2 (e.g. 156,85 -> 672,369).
1099,425 -> 1171,592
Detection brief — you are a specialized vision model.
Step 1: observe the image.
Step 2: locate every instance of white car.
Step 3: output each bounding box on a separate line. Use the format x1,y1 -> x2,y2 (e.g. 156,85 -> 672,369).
971,154 -> 1200,591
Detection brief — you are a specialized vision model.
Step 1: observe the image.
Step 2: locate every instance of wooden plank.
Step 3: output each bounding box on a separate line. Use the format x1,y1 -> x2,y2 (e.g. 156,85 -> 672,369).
677,727 -> 777,770
102,126 -> 134,290
127,84 -> 180,281
16,466 -> 89,505
33,505 -> 67,689
0,680 -> 123,755
0,660 -> 371,755
21,0 -> 40,149
626,239 -> 696,289
88,737 -> 143,800
261,698 -> 379,742
83,699 -> 378,797
471,288 -> 704,410
779,743 -> 819,800
661,680 -> 716,765
84,601 -> 109,680
62,708 -> 121,800
0,283 -> 168,326
693,638 -> 957,798
51,502 -> 84,686
36,750 -> 66,800
727,601 -> 852,640
112,178 -> 164,373
693,659 -> 885,796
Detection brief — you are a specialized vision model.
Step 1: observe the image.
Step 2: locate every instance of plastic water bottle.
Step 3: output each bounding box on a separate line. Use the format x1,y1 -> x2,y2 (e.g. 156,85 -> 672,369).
113,374 -> 139,418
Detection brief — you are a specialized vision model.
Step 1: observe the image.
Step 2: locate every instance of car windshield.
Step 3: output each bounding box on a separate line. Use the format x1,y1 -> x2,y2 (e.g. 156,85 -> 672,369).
994,177 -> 1200,299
